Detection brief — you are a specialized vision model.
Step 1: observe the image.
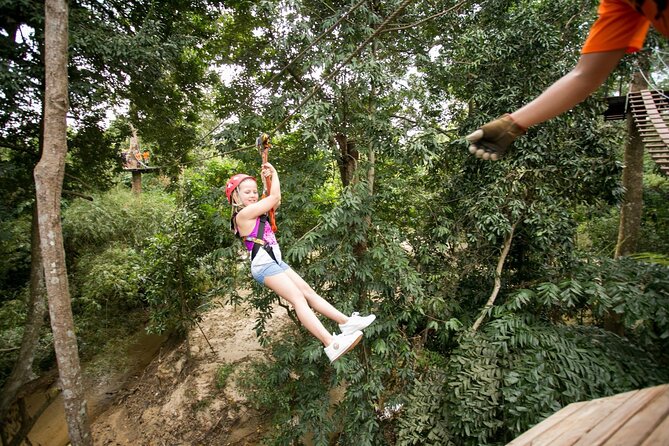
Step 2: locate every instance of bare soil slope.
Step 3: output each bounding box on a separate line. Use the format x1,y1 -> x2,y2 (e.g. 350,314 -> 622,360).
90,295 -> 289,446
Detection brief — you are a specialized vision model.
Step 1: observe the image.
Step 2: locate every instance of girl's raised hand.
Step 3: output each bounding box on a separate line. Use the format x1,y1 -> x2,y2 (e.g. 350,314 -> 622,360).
262,162 -> 276,178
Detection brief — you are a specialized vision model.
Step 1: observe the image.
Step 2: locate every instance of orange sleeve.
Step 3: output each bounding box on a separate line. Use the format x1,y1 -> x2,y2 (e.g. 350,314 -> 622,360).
636,0 -> 669,38
582,0 -> 650,54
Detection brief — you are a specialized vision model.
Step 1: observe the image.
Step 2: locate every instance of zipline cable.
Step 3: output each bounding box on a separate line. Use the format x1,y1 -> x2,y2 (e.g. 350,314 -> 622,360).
260,0 -> 368,90
152,0 -> 418,170
194,0 -> 367,148
382,0 -> 467,33
269,0 -> 415,136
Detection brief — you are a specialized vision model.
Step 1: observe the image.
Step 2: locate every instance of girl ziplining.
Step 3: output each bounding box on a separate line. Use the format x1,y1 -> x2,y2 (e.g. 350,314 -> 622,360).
225,140 -> 376,363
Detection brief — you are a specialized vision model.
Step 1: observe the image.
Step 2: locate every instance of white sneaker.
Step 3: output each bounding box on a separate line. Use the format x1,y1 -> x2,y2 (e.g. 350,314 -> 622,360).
324,330 -> 363,363
339,312 -> 376,335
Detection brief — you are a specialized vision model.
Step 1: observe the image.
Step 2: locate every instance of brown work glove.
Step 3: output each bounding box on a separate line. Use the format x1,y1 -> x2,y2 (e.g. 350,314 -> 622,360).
465,114 -> 526,161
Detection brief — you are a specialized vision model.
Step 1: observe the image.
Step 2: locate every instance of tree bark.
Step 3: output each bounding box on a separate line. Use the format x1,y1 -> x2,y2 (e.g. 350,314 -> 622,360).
34,1 -> 92,444
334,133 -> 358,187
615,69 -> 648,258
0,206 -> 49,424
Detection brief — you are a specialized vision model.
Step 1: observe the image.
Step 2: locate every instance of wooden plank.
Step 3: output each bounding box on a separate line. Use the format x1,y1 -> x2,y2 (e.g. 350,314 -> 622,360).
528,391 -> 640,446
605,385 -> 669,445
638,130 -> 669,134
640,415 -> 669,446
506,401 -> 589,446
572,385 -> 669,446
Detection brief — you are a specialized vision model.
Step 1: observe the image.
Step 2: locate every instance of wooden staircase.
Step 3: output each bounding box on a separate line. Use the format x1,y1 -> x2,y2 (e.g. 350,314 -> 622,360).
628,89 -> 669,176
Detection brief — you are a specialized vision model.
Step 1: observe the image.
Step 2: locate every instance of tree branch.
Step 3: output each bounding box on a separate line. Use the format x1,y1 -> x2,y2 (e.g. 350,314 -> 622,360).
62,190 -> 94,201
382,0 -> 469,33
471,218 -> 521,332
0,141 -> 35,155
0,347 -> 20,353
278,302 -> 299,326
64,172 -> 95,190
293,222 -> 323,244
390,114 -> 456,136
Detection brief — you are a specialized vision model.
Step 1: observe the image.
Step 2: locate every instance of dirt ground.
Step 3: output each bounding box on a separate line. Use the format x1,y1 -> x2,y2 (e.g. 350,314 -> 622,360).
88,294 -> 290,446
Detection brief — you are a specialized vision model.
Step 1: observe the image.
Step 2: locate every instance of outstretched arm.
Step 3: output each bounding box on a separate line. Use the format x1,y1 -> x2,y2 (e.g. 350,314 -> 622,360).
510,49 -> 626,128
467,49 -> 626,160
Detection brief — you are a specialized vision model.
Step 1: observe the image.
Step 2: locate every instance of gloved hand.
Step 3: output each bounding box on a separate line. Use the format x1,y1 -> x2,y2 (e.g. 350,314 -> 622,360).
465,114 -> 526,161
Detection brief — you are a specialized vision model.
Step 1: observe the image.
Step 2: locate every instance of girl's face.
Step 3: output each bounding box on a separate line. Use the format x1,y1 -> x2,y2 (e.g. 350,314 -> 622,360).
236,179 -> 259,206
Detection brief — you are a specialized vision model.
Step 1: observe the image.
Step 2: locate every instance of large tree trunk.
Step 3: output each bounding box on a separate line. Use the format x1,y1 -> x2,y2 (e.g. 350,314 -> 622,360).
0,206 -> 49,424
34,1 -> 92,444
615,70 -> 648,258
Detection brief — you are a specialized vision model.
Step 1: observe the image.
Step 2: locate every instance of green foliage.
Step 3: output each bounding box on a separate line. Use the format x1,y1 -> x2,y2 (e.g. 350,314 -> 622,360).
143,207 -> 212,335
0,298 -> 29,385
62,188 -> 174,253
397,256 -> 669,445
74,244 -> 144,314
0,294 -> 55,387
631,252 -> 669,266
576,171 -> 669,256
638,172 -> 669,253
60,188 -> 177,361
0,213 -> 31,298
178,158 -> 241,249
504,257 -> 669,353
214,363 -> 235,390
398,320 -> 667,446
66,122 -> 124,192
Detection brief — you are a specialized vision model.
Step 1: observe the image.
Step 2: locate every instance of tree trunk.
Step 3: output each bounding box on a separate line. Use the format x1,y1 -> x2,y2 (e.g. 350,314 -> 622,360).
34,1 -> 92,444
334,133 -> 358,187
0,205 -> 49,424
615,69 -> 648,258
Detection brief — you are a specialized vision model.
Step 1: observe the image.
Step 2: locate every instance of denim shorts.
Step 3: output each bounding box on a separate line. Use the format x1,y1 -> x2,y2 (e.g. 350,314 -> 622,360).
251,260 -> 290,284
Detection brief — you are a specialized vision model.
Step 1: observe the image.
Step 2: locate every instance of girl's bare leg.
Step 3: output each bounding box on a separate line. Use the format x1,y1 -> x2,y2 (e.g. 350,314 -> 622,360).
283,268 -> 348,325
264,272 -> 333,346
511,50 -> 625,129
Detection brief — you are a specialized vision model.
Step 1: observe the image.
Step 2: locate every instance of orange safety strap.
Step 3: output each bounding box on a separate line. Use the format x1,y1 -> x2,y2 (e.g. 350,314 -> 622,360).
257,133 -> 277,232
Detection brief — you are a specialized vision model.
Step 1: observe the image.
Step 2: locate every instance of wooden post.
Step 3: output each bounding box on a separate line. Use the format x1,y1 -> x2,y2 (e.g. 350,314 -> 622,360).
131,171 -> 142,195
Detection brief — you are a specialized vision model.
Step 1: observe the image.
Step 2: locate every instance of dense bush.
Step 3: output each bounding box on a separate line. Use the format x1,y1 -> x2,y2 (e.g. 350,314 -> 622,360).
62,187 -> 174,253
0,214 -> 32,299
143,207 -> 217,335
397,323 -> 667,446
73,244 -> 144,314
395,257 -> 669,445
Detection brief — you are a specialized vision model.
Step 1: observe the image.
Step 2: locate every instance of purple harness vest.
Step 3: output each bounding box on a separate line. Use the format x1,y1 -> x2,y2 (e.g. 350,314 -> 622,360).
241,217 -> 278,251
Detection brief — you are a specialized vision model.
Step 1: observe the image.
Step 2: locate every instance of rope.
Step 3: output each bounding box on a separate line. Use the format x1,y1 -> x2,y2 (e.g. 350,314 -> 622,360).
637,67 -> 669,101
